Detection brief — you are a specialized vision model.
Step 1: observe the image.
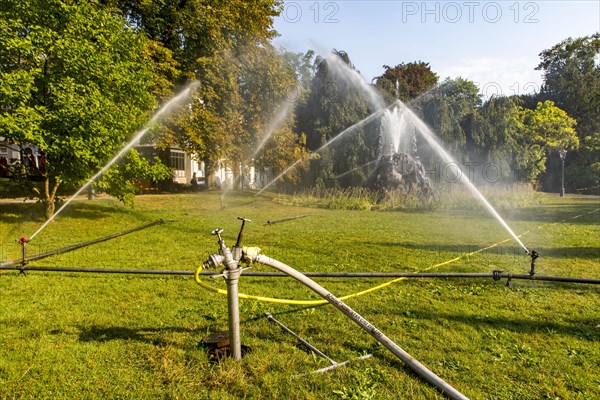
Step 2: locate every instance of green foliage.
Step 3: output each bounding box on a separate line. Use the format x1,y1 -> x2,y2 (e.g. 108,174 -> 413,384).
0,0 -> 156,218
375,62 -> 439,102
537,33 -> 600,139
97,149 -> 171,207
106,0 -> 291,188
295,50 -> 376,188
518,100 -> 579,151
514,100 -> 579,184
536,33 -> 600,190
415,77 -> 481,158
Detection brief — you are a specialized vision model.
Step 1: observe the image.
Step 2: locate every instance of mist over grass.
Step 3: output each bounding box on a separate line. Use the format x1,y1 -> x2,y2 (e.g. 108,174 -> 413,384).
274,183 -> 542,211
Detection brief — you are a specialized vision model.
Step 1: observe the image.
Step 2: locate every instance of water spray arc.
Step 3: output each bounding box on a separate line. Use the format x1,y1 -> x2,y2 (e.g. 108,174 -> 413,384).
255,108 -> 385,196
28,82 -> 200,242
257,52 -> 528,253
217,87 -> 303,204
395,101 -> 530,253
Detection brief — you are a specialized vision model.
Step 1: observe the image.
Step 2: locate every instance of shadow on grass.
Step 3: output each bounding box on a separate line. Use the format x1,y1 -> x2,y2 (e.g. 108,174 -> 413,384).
54,202 -> 138,221
0,200 -> 135,224
364,241 -> 599,261
0,202 -> 44,223
502,204 -> 600,225
410,310 -> 599,342
77,325 -> 196,345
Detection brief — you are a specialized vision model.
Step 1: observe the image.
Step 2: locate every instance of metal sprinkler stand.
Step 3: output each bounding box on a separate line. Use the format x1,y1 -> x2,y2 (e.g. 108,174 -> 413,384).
18,236 -> 29,274
528,250 -> 539,277
265,312 -> 373,375
203,218 -> 252,361
203,218 -> 468,399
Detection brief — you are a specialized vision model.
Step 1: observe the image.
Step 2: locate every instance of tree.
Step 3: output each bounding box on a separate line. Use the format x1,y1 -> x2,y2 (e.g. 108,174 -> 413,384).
515,100 -> 579,184
415,77 -> 481,159
519,100 -> 579,150
375,62 -> 439,102
0,0 -> 157,219
295,50 -> 376,188
466,96 -> 523,182
236,45 -> 309,185
104,0 -> 286,188
536,33 -> 600,190
537,33 -> 600,138
98,150 -> 171,207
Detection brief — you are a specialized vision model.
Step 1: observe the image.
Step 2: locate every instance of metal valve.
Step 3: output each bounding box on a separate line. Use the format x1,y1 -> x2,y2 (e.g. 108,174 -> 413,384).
204,253 -> 225,269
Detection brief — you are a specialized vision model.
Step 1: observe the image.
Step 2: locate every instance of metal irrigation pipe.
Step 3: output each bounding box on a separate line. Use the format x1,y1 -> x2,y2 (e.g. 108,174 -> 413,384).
232,271 -> 600,285
2,266 -> 599,285
266,215 -> 308,225
0,219 -> 167,269
0,265 -> 193,275
251,253 -> 469,400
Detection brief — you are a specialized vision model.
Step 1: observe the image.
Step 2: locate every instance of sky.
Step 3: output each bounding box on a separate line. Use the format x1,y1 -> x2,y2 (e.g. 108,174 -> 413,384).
272,1 -> 600,97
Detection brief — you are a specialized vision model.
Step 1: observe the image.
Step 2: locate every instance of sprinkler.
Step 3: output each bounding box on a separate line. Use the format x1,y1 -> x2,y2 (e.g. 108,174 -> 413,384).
266,215 -> 308,225
528,250 -> 539,277
18,236 -> 29,273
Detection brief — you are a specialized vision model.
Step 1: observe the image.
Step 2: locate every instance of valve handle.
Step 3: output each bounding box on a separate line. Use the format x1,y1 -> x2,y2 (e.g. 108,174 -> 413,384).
235,217 -> 251,247
211,228 -> 224,242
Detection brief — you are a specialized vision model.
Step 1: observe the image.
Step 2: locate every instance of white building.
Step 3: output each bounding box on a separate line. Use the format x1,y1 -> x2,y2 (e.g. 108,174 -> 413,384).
0,137 -> 44,176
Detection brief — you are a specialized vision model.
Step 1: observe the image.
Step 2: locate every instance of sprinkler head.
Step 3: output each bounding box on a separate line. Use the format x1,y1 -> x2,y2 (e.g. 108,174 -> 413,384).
529,250 -> 539,260
18,236 -> 28,244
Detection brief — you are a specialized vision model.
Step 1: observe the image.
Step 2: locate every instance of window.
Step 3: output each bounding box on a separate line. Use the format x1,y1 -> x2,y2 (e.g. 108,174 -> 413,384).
170,150 -> 185,171
0,146 -> 7,155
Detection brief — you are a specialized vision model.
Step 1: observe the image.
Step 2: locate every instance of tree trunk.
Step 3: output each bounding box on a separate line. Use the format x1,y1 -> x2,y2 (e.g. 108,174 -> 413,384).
44,199 -> 55,221
43,175 -> 60,221
204,158 -> 216,189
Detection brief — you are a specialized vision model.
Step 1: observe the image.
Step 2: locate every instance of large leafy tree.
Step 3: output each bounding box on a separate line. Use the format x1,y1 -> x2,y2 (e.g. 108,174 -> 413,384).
536,33 -> 600,191
537,33 -> 600,138
104,0 -> 287,188
0,0 -> 158,219
466,96 -> 523,182
295,51 -> 376,188
415,77 -> 481,159
515,100 -> 579,185
236,45 -> 308,186
464,97 -> 578,185
375,62 -> 438,102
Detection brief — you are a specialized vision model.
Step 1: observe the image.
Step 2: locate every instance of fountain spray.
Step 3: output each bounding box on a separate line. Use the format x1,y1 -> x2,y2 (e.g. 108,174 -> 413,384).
255,108 -> 385,196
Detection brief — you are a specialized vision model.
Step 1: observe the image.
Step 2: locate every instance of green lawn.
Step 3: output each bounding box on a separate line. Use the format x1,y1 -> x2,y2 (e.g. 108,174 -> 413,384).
1,191 -> 599,399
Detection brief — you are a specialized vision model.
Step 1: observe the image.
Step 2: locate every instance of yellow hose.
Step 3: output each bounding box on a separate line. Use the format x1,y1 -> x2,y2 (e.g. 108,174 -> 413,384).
194,264 -> 327,305
193,236 -> 519,305
193,207 -> 599,305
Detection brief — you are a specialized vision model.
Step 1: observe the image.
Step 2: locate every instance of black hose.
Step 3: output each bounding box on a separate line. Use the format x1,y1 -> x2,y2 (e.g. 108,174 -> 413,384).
0,219 -> 167,269
266,215 -> 308,225
2,266 -> 599,285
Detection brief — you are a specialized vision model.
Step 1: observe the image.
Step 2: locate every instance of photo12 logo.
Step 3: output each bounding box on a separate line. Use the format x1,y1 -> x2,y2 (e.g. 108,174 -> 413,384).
282,2 -> 340,24
401,1 -> 540,24
425,161 -> 510,184
475,81 -> 541,98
